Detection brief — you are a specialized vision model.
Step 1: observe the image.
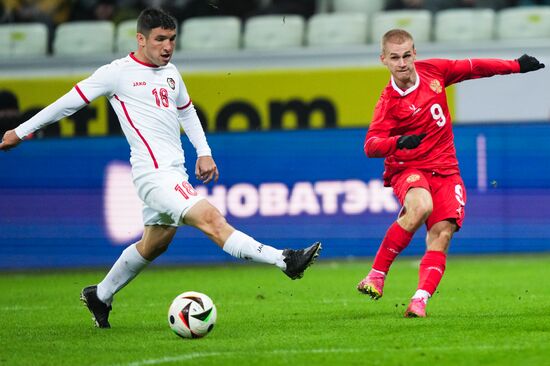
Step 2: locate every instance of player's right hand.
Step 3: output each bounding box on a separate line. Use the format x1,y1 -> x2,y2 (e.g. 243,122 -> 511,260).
396,133 -> 426,150
195,156 -> 219,184
0,130 -> 22,152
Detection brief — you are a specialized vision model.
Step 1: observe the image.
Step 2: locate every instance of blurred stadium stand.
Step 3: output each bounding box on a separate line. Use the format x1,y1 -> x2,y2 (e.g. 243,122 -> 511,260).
0,3 -> 549,57
53,20 -> 114,55
370,9 -> 432,43
496,6 -> 550,40
0,1 -> 548,130
0,23 -> 48,58
115,19 -> 138,54
434,8 -> 496,42
243,14 -> 305,50
179,16 -> 241,52
331,0 -> 386,14
306,13 -> 369,47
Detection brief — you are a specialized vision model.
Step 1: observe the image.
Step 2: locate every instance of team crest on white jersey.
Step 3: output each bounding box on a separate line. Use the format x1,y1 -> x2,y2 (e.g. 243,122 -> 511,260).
167,77 -> 175,90
430,79 -> 442,94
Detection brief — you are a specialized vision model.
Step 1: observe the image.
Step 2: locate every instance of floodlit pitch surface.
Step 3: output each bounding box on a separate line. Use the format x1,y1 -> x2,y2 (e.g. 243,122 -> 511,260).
1,255 -> 549,366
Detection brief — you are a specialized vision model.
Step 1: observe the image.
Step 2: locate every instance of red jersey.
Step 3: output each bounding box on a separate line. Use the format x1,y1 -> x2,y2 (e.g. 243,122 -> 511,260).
364,58 -> 520,185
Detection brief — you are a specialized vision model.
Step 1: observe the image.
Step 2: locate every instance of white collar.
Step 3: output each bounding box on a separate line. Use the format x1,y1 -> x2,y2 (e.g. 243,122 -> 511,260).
390,72 -> 420,97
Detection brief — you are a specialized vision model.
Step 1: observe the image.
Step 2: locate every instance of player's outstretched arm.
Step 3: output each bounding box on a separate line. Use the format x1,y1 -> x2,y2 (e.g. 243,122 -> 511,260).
195,156 -> 219,184
517,54 -> 545,73
5,87 -> 90,145
0,130 -> 22,152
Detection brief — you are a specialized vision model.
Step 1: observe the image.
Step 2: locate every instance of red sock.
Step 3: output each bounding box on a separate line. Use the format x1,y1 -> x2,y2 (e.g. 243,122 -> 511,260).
418,250 -> 447,295
372,222 -> 413,273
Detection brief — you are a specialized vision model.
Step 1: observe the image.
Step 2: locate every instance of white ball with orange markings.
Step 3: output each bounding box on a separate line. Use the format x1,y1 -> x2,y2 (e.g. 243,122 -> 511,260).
168,291 -> 217,339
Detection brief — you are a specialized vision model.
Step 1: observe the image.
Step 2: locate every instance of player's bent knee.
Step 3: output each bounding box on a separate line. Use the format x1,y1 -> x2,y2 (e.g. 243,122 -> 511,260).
140,226 -> 178,259
407,203 -> 432,225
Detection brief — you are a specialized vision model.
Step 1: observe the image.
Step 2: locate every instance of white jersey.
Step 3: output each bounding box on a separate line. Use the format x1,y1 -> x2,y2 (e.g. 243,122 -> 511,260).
15,53 -> 211,177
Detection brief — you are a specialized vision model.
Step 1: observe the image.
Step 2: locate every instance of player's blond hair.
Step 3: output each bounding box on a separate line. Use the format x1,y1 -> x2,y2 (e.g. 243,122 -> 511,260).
381,29 -> 415,54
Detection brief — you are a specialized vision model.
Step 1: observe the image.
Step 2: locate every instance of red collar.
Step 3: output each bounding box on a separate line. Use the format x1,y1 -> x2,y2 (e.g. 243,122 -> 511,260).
129,52 -> 159,68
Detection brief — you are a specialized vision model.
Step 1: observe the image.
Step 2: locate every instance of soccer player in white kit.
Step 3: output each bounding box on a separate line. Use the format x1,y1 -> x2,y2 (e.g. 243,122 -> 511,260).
0,8 -> 321,329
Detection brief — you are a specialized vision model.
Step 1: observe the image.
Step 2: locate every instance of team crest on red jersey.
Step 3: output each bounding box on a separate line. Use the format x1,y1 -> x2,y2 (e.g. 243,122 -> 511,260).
430,79 -> 442,94
406,174 -> 421,183
167,78 -> 175,90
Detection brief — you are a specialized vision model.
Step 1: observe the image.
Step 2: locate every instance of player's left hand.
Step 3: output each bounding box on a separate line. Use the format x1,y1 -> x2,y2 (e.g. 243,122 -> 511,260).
517,54 -> 545,73
0,130 -> 22,152
195,156 -> 219,184
397,133 -> 426,150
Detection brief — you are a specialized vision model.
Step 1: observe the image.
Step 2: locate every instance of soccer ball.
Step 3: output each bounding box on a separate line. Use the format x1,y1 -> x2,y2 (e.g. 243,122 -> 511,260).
168,291 -> 217,339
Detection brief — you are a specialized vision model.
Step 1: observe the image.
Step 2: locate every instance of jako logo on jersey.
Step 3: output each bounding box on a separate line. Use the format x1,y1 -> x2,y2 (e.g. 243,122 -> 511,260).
430,79 -> 442,94
133,81 -> 146,87
409,104 -> 422,116
167,78 -> 175,90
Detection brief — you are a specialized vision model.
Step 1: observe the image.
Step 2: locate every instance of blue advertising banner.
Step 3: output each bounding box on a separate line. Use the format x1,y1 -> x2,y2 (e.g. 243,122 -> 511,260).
1,124 -> 550,269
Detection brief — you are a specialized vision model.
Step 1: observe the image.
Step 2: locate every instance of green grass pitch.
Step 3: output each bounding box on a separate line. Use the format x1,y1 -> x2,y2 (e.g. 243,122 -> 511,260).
1,255 -> 550,366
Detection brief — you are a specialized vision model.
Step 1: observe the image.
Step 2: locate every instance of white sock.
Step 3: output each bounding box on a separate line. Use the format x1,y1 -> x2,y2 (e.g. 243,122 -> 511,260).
371,269 -> 387,277
223,230 -> 286,270
97,243 -> 150,306
412,289 -> 431,303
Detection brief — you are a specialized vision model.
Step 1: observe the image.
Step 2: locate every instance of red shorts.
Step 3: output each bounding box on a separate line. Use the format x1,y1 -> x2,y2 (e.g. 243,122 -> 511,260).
390,169 -> 466,230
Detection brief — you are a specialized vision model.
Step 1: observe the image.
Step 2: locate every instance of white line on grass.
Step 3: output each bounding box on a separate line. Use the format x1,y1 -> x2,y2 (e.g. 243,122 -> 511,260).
0,305 -> 50,311
112,344 -> 531,366
113,348 -> 365,366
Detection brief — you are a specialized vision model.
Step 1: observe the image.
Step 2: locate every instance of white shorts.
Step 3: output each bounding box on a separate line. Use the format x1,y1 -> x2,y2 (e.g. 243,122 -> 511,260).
133,167 -> 204,227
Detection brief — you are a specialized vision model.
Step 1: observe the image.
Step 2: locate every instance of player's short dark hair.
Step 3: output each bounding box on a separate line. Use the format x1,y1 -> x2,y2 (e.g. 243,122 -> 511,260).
381,29 -> 415,54
137,8 -> 177,37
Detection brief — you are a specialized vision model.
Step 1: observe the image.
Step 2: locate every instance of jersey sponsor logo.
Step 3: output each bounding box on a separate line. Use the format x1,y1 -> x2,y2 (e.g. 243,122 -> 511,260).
133,81 -> 147,87
430,79 -> 442,94
167,77 -> 175,90
406,174 -> 421,183
409,104 -> 422,116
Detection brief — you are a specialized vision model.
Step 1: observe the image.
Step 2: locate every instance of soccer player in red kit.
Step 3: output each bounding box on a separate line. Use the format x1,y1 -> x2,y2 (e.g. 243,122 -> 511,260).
356,29 -> 545,317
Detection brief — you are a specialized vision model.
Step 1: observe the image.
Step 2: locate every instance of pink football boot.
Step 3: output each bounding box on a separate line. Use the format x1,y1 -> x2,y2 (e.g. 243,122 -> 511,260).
404,298 -> 427,318
357,270 -> 385,300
